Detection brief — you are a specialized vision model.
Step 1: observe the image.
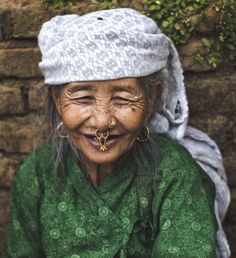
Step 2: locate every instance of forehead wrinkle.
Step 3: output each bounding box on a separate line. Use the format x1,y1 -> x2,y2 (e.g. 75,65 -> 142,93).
65,81 -> 142,95
68,84 -> 96,93
110,85 -> 140,94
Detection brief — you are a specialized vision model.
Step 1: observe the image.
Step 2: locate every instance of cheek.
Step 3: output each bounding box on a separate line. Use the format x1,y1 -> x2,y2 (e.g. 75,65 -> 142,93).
60,104 -> 90,130
114,106 -> 145,132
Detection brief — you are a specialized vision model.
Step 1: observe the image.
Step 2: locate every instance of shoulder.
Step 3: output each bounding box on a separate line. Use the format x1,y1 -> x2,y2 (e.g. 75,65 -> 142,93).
13,143 -> 54,191
152,134 -> 207,181
17,143 -> 54,174
152,133 -> 194,168
152,134 -> 215,199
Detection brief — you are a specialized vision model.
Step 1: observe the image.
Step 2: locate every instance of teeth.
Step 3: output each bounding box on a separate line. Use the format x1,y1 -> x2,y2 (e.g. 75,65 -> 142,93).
87,135 -> 120,141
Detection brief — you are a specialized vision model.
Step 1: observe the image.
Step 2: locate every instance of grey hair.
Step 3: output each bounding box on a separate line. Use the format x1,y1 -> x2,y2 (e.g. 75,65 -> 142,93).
41,85 -> 82,177
132,69 -> 167,186
41,70 -> 166,181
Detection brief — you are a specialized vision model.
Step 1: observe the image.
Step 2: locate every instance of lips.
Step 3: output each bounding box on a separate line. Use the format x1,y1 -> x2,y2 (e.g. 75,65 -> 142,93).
84,134 -> 122,148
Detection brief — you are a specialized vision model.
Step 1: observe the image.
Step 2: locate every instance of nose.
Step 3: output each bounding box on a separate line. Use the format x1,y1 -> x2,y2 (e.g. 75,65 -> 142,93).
90,104 -> 115,131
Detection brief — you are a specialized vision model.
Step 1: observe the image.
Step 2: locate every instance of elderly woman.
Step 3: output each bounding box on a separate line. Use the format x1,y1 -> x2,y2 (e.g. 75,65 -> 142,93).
2,8 -> 230,258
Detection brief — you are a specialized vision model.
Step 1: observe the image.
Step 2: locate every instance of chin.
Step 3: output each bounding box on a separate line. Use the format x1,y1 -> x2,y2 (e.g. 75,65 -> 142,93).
82,149 -> 126,166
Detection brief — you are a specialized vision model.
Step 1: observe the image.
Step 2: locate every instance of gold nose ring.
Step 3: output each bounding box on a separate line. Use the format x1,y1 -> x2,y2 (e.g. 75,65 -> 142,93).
95,129 -> 109,151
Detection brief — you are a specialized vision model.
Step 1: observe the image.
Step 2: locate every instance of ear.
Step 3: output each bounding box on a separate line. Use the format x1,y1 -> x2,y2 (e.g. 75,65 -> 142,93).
146,80 -> 162,122
50,86 -> 62,116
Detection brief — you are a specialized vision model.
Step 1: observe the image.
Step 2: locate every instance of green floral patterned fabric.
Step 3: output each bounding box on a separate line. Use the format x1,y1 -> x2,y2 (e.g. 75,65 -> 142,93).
2,134 -> 217,258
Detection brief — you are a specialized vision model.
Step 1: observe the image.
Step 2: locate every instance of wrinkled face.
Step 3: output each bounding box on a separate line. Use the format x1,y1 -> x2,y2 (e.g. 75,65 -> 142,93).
53,78 -> 156,167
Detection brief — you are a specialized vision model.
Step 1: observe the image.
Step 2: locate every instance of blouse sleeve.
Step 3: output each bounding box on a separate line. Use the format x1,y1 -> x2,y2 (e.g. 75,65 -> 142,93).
1,151 -> 46,258
151,142 -> 217,258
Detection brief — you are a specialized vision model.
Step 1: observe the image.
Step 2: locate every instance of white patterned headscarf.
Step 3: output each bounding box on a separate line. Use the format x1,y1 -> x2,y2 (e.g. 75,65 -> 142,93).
38,8 -> 230,257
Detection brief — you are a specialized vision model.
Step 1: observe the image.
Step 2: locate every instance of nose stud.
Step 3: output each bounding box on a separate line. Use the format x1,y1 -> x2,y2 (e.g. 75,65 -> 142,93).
110,117 -> 117,128
95,129 -> 109,151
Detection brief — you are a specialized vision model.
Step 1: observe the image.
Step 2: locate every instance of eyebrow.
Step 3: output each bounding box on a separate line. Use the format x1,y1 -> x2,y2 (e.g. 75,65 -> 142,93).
68,85 -> 96,93
111,85 -> 137,94
68,84 -> 137,94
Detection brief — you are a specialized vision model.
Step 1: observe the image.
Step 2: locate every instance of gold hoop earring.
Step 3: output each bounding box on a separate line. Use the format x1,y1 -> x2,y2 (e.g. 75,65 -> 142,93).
56,122 -> 68,138
95,129 -> 109,151
137,126 -> 150,142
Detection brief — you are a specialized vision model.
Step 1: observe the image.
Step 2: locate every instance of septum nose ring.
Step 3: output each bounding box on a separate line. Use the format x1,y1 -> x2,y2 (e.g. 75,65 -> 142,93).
95,129 -> 109,151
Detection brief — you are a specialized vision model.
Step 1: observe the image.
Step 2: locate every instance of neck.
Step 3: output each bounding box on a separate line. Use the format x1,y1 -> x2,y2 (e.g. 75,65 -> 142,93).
83,160 -> 114,187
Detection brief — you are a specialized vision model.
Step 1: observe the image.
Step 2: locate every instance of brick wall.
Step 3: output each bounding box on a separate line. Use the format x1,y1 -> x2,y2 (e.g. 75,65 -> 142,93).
0,0 -> 236,256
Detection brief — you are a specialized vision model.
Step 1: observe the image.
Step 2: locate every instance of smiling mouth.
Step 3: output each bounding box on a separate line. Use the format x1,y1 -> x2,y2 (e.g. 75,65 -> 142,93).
84,134 -> 122,147
85,134 -> 121,141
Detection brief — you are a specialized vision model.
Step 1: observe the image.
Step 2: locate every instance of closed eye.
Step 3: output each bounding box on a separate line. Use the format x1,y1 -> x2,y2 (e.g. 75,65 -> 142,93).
112,96 -> 133,105
74,96 -> 94,104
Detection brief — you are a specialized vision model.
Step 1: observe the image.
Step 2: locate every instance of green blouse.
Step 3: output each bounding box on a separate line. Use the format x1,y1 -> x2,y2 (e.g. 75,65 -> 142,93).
2,134 -> 217,258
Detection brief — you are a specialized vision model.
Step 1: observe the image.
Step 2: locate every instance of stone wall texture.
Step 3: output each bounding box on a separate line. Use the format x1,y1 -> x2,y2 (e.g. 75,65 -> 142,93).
0,0 -> 236,256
